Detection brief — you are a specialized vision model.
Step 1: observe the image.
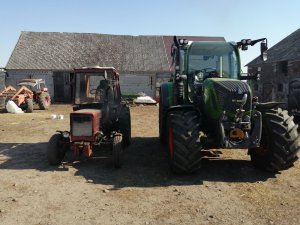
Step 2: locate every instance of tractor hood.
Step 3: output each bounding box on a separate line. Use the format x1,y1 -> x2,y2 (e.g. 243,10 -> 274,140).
202,78 -> 252,120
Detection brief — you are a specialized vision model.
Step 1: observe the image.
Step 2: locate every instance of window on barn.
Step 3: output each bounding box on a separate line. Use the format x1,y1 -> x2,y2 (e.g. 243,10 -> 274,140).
273,63 -> 278,73
279,61 -> 288,75
277,83 -> 283,92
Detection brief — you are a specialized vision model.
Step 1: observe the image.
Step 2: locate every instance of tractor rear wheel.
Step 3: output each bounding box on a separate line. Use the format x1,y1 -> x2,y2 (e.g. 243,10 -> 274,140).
112,134 -> 123,168
25,98 -> 33,113
249,108 -> 299,172
38,92 -> 51,110
167,110 -> 203,174
47,134 -> 66,165
119,106 -> 131,147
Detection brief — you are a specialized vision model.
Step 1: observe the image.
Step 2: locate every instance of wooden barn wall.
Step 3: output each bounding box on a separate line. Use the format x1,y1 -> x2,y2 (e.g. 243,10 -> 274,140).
248,60 -> 300,103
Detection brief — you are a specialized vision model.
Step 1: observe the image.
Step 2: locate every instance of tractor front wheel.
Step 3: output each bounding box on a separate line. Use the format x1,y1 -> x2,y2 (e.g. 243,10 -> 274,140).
249,108 -> 299,172
47,134 -> 67,165
167,110 -> 203,174
112,134 -> 123,168
119,106 -> 131,147
25,98 -> 33,113
38,92 -> 51,110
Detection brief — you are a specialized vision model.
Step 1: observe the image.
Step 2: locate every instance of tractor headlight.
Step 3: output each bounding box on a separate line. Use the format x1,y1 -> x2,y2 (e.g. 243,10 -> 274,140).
62,131 -> 70,138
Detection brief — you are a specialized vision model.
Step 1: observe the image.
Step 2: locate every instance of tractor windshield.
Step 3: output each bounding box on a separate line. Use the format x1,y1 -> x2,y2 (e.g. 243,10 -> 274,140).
188,42 -> 239,81
74,72 -> 112,104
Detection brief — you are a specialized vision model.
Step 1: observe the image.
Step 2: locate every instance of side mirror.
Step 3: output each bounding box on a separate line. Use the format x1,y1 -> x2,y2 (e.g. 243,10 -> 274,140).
260,42 -> 268,61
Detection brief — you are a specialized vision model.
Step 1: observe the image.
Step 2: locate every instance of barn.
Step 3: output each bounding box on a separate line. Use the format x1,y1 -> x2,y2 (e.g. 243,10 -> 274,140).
247,28 -> 300,103
5,32 -> 224,102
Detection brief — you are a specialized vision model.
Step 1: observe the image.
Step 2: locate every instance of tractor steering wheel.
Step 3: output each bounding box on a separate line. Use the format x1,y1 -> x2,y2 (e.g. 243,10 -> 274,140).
202,68 -> 219,79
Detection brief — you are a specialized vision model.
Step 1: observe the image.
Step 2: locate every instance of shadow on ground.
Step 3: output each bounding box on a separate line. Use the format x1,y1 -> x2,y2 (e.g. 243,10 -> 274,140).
0,137 -> 276,188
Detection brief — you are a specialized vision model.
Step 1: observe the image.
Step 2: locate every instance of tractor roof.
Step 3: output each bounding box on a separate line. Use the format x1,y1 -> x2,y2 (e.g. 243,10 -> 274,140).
17,79 -> 46,87
74,66 -> 119,75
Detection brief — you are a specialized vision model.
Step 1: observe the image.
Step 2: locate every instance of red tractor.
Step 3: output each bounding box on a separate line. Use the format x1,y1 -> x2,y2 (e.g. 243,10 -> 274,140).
47,67 -> 131,168
1,79 -> 51,113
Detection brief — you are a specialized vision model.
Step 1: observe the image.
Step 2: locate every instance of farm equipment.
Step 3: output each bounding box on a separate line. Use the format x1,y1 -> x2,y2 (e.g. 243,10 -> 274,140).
17,79 -> 51,111
47,67 -> 131,168
159,36 -> 299,174
0,79 -> 51,113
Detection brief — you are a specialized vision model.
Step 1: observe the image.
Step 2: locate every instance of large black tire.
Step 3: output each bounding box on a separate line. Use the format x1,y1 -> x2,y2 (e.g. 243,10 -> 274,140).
25,98 -> 33,113
38,92 -> 51,110
47,134 -> 66,165
167,110 -> 203,174
249,108 -> 299,172
119,106 -> 131,147
159,103 -> 168,145
112,134 -> 123,168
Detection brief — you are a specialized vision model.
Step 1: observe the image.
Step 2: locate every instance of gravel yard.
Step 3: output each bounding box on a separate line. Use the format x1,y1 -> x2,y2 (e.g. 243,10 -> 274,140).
0,104 -> 299,225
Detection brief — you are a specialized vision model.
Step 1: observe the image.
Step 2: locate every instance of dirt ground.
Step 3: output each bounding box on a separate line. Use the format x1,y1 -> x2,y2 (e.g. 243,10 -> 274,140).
0,104 -> 299,225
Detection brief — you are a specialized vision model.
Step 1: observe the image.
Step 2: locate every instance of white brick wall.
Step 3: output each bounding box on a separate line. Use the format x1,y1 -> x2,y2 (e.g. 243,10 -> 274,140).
119,73 -> 156,96
6,71 -> 171,100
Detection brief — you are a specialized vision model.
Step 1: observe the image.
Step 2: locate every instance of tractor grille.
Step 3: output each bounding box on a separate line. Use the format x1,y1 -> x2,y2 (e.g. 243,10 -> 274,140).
71,115 -> 93,137
214,80 -> 252,113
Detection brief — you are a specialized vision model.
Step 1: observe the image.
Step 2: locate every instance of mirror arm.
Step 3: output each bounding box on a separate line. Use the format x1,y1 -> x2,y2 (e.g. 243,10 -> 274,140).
240,72 -> 260,81
250,38 -> 267,46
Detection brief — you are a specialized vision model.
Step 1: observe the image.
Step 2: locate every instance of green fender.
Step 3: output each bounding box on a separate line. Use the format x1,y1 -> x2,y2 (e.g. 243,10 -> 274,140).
159,82 -> 174,144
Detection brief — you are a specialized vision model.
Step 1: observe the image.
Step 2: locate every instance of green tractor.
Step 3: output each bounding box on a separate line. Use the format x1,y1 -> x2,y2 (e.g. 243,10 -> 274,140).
159,36 -> 299,174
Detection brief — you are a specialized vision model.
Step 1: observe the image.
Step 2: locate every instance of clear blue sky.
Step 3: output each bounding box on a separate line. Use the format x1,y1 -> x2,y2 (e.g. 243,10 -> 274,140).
0,0 -> 299,70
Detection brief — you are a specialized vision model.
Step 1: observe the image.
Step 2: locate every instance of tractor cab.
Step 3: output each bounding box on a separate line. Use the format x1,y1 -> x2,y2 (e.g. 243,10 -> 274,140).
187,42 -> 239,82
73,66 -> 121,110
184,42 -> 240,103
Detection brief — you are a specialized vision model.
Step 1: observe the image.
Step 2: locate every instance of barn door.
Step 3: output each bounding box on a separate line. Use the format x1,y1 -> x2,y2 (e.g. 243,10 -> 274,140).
288,79 -> 300,110
262,83 -> 273,102
53,72 -> 71,102
156,73 -> 171,100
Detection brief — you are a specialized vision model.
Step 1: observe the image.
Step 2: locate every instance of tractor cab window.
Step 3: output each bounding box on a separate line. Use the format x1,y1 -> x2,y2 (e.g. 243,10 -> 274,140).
74,72 -> 113,104
188,42 -> 239,82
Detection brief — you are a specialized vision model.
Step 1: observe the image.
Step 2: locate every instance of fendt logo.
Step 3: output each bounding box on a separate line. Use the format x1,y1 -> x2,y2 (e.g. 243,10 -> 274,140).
232,99 -> 244,103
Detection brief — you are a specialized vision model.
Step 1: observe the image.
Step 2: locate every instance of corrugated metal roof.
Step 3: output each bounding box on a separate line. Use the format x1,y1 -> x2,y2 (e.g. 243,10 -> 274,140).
247,28 -> 300,66
6,32 -> 225,72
